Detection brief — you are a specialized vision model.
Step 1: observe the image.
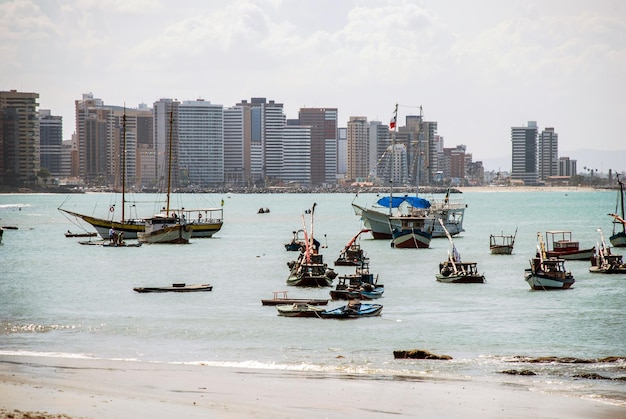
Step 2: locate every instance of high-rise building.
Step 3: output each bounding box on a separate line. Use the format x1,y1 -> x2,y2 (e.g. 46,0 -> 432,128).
538,127 -> 558,181
511,121 -> 538,185
74,93 -> 112,184
347,116 -> 369,182
369,121 -> 388,182
282,125 -> 311,185
0,90 -> 40,185
223,105 -> 245,186
178,99 -> 224,187
337,127 -> 347,178
298,108 -> 338,185
39,109 -> 63,177
153,99 -> 179,189
558,156 -> 577,177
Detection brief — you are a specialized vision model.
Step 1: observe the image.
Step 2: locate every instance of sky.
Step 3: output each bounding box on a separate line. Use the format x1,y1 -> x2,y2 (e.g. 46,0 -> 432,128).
2,0 -> 625,172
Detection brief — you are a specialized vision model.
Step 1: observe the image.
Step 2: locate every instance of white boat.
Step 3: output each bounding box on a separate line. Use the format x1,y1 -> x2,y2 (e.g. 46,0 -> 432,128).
609,174 -> 626,247
138,110 -> 191,244
524,233 -> 575,291
390,211 -> 433,248
489,228 -> 517,255
436,219 -> 485,283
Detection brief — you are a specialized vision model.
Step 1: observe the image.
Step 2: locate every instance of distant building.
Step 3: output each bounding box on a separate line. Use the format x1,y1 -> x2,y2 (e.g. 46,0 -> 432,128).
0,90 -> 40,186
511,121 -> 539,185
558,156 -> 577,177
298,108 -> 337,186
347,116 -> 370,182
39,109 -> 63,177
223,105 -> 245,186
282,125 -> 311,185
153,98 -> 180,189
538,127 -> 558,181
337,127 -> 347,178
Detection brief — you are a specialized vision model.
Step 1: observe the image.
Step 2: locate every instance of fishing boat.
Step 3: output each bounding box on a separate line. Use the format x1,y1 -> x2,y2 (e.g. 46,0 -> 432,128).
330,261 -> 384,300
133,283 -> 212,293
138,111 -> 192,244
589,229 -> 626,274
173,207 -> 223,238
436,219 -> 485,283
284,229 -> 305,251
543,231 -> 594,260
276,303 -> 326,318
489,228 -> 517,255
352,105 -> 465,239
65,230 -> 97,238
58,113 -> 145,239
525,233 -> 575,290
286,203 -> 337,287
334,229 -> 370,266
609,174 -> 626,247
261,291 -> 328,306
320,301 -> 383,319
390,211 -> 433,249
0,227 -> 3,244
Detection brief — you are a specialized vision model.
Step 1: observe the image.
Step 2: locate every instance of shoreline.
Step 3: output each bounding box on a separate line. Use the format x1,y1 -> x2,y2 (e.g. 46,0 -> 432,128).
1,355 -> 624,418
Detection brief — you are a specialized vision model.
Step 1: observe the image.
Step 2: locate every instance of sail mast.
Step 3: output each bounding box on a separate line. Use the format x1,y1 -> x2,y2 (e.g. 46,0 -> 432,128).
389,103 -> 398,215
166,109 -> 173,214
121,109 -> 126,222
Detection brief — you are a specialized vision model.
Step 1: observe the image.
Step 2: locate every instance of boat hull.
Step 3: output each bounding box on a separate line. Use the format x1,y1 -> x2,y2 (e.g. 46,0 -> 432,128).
138,224 -> 192,244
133,283 -> 212,293
391,228 -> 431,248
436,274 -> 485,283
545,248 -> 595,261
286,274 -> 334,287
189,221 -> 223,238
354,203 -> 464,239
59,209 -> 145,239
609,232 -> 626,247
276,304 -> 325,317
490,245 -> 513,255
524,271 -> 575,290
330,286 -> 384,300
320,303 -> 383,319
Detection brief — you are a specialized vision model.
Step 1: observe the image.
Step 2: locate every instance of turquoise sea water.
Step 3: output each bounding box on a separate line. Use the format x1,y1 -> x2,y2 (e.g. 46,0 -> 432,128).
1,190 -> 625,406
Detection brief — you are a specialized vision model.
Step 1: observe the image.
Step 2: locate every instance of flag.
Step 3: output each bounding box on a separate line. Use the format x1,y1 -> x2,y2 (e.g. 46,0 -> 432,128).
389,115 -> 396,129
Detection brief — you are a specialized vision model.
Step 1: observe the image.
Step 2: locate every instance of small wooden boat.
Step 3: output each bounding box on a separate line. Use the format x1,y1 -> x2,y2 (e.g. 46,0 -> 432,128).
436,219 -> 485,283
608,174 -> 626,247
79,239 -> 142,247
65,230 -> 97,238
389,211 -> 433,249
489,228 -> 517,255
334,229 -> 370,266
543,230 -> 594,260
330,261 -> 384,300
525,233 -> 575,290
276,303 -> 326,318
133,283 -> 212,293
320,301 -> 383,319
589,229 -> 626,274
284,229 -> 305,251
261,291 -> 328,306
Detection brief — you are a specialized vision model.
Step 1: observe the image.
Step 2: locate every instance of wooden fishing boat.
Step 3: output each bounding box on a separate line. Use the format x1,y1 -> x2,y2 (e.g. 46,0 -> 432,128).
489,228 -> 517,255
284,229 -> 305,251
320,301 -> 383,319
334,229 -> 370,266
65,231 -> 97,238
525,233 -> 575,290
389,211 -> 433,249
330,261 -> 384,300
276,303 -> 326,318
436,219 -> 485,283
609,174 -> 626,247
543,230 -> 594,260
589,229 -> 626,274
261,291 -> 328,306
133,283 -> 212,293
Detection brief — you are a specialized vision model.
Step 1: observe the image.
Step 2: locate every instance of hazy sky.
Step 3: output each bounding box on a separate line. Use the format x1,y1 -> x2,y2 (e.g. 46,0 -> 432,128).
2,0 -> 625,168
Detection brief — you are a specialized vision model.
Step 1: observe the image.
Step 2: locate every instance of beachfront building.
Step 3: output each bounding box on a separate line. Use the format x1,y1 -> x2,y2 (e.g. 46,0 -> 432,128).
511,121 -> 539,185
336,127 -> 347,180
0,90 -> 40,186
538,127 -> 558,181
282,125 -> 311,185
558,156 -> 577,177
223,105 -> 245,186
153,99 -> 180,190
39,109 -> 63,177
298,108 -> 338,186
178,99 -> 224,188
346,116 -> 370,182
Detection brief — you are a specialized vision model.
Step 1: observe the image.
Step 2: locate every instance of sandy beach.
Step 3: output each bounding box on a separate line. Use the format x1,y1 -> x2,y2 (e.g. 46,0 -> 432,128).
1,355 -> 624,418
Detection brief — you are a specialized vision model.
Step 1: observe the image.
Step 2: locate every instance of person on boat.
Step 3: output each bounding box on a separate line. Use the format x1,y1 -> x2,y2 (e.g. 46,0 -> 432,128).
109,226 -> 116,244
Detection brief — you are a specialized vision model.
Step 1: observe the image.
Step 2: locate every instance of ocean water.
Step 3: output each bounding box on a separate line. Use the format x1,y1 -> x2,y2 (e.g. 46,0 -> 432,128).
1,190 -> 625,406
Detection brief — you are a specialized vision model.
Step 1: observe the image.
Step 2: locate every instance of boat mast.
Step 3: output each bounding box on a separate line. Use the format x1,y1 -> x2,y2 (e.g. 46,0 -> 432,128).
389,103 -> 398,215
619,174 -> 625,234
166,110 -> 174,215
121,109 -> 126,223
415,105 -> 422,198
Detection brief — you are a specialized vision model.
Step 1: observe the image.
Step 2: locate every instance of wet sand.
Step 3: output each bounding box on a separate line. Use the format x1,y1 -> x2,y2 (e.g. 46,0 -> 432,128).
0,355 -> 624,418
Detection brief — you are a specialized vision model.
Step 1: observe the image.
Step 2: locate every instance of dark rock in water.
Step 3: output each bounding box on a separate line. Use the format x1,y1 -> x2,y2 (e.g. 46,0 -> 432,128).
508,356 -> 626,364
393,349 -> 452,360
500,369 -> 536,376
573,373 -> 609,380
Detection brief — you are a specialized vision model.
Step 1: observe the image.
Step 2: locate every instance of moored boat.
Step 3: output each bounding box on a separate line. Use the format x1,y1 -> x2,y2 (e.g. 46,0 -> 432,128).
589,229 -> 626,274
320,301 -> 383,319
609,174 -> 626,247
489,228 -> 517,255
389,211 -> 433,249
276,303 -> 326,318
330,261 -> 384,300
133,283 -> 213,293
334,229 -> 370,266
261,291 -> 328,306
284,229 -> 305,251
543,230 -> 594,260
525,233 -> 575,290
436,219 -> 485,283
65,230 -> 97,238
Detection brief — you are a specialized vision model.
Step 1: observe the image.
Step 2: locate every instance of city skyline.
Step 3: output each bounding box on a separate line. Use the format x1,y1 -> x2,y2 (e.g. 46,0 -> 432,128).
2,0 -> 625,171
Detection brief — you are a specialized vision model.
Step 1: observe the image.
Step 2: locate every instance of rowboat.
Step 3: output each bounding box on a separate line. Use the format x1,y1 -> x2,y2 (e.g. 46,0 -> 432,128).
133,283 -> 212,293
276,303 -> 326,318
320,302 -> 383,319
261,291 -> 328,306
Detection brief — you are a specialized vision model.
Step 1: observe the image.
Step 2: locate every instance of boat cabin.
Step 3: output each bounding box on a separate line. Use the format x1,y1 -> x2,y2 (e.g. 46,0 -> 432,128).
546,231 -> 580,252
